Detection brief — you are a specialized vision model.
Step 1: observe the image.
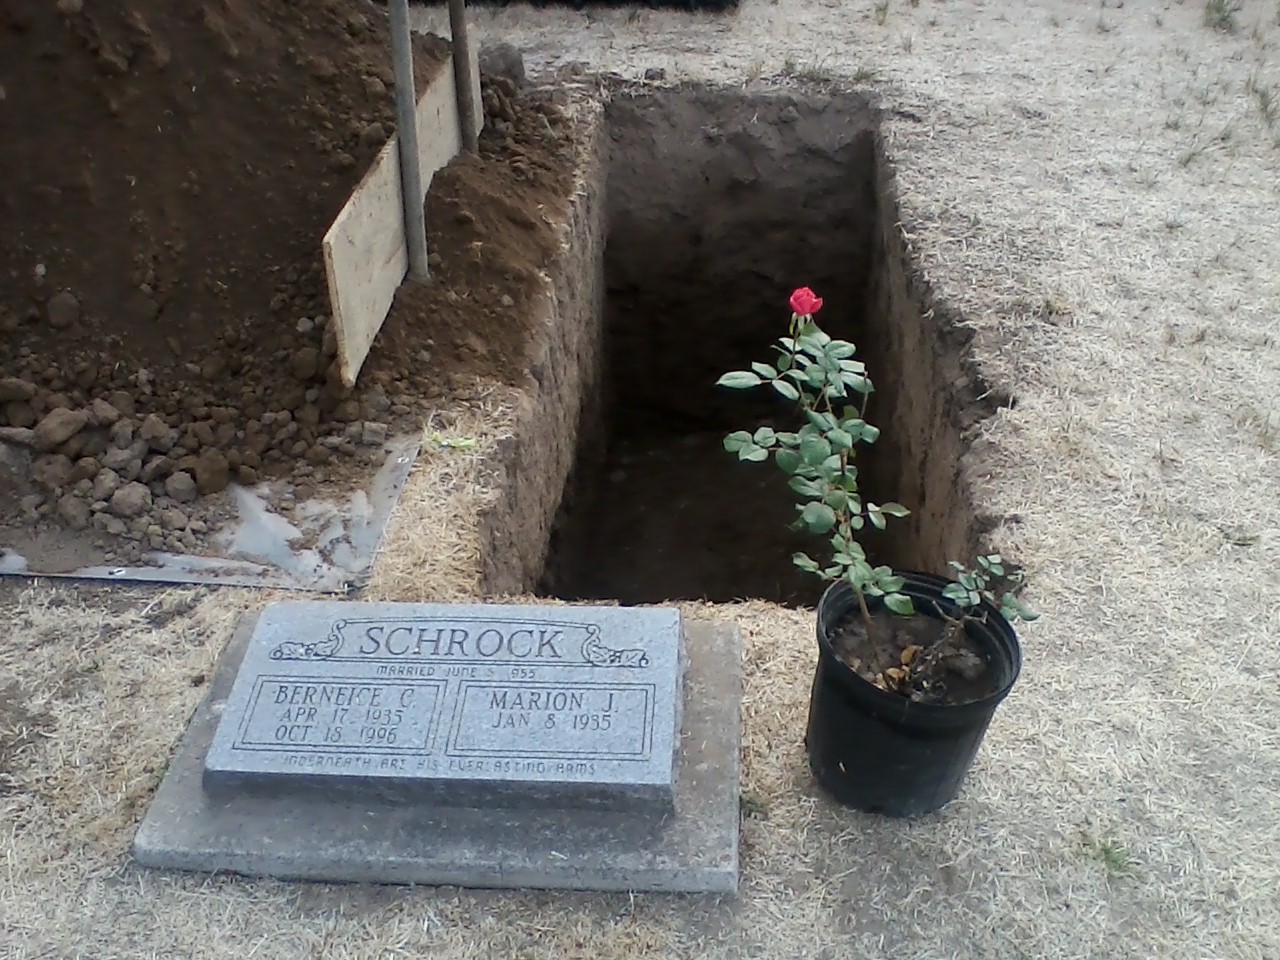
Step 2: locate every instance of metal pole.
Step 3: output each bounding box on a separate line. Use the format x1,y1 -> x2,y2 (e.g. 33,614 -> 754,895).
447,0 -> 480,154
389,0 -> 430,283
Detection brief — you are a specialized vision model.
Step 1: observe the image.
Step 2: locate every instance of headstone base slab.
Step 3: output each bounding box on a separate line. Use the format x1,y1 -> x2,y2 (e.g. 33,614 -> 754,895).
132,614 -> 740,894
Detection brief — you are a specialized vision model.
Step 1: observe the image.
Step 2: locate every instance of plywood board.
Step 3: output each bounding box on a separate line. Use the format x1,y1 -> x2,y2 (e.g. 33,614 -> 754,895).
324,53 -> 480,389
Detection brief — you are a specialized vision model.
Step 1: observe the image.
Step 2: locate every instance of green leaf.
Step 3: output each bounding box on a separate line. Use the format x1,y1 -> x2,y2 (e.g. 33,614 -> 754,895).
817,457 -> 844,482
751,362 -> 778,379
879,502 -> 910,518
867,505 -> 886,530
827,341 -> 857,359
723,431 -> 752,452
941,582 -> 969,602
883,593 -> 915,616
789,476 -> 823,498
796,334 -> 826,357
771,379 -> 800,401
841,372 -> 872,394
861,423 -> 881,443
739,445 -> 768,462
753,427 -> 777,447
1013,599 -> 1039,621
800,502 -> 837,533
792,552 -> 820,573
804,366 -> 827,388
844,559 -> 876,588
831,534 -> 866,561
775,448 -> 802,474
797,422 -> 821,440
800,435 -> 831,466
828,428 -> 854,451
804,409 -> 836,431
839,422 -> 865,444
824,488 -> 849,512
881,575 -> 906,593
716,371 -> 762,389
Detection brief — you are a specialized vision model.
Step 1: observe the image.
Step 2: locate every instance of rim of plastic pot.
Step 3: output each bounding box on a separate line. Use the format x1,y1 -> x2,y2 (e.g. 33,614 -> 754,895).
815,572 -> 1024,725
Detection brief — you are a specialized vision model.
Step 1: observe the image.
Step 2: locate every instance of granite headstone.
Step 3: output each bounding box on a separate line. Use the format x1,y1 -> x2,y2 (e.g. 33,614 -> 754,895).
133,602 -> 741,892
203,601 -> 684,812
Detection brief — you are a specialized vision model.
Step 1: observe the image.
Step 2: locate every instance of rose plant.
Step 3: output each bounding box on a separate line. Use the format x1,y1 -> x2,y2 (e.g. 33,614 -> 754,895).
717,288 -> 1037,696
940,554 -> 1038,639
716,287 -> 914,674
718,288 -> 1038,813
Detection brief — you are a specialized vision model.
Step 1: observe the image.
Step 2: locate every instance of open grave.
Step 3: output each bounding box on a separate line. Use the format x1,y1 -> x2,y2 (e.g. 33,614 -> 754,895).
530,84 -> 996,608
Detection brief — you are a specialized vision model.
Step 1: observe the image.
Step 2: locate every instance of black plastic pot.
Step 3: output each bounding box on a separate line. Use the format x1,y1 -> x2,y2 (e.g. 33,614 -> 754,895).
804,571 -> 1022,818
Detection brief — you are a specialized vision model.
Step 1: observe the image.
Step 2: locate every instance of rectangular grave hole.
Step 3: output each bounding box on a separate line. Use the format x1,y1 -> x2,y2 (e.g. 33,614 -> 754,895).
538,86 -> 987,607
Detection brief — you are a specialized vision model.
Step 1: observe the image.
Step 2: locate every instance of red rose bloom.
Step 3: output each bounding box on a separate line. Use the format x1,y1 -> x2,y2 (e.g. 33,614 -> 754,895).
789,287 -> 823,316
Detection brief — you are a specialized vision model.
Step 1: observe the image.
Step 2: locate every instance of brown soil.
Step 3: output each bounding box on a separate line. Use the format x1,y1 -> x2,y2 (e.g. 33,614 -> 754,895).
830,607 -> 997,705
0,0 -> 575,570
368,80 -> 576,391
542,426 -> 831,607
1,0 -> 447,364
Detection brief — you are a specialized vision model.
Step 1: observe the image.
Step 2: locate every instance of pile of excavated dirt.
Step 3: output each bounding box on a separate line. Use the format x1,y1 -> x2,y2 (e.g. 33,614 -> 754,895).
0,0 -> 575,570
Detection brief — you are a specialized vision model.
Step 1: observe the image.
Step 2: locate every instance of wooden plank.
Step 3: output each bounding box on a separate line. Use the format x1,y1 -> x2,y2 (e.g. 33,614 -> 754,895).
465,26 -> 483,142
324,57 -> 474,389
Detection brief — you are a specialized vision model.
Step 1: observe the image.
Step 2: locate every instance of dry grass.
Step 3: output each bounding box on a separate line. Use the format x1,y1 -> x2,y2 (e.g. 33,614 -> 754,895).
4,0 -> 1280,958
362,390 -> 518,603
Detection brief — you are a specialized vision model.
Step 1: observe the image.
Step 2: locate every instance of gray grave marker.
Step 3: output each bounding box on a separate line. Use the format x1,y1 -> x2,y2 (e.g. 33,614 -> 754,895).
203,602 -> 684,812
133,601 -> 741,893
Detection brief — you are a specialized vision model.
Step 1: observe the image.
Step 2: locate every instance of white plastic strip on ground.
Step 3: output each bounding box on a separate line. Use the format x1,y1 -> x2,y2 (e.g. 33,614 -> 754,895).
0,435 -> 421,592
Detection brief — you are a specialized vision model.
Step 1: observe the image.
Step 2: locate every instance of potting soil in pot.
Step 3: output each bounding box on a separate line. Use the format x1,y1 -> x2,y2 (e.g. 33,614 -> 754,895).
828,608 -> 999,706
